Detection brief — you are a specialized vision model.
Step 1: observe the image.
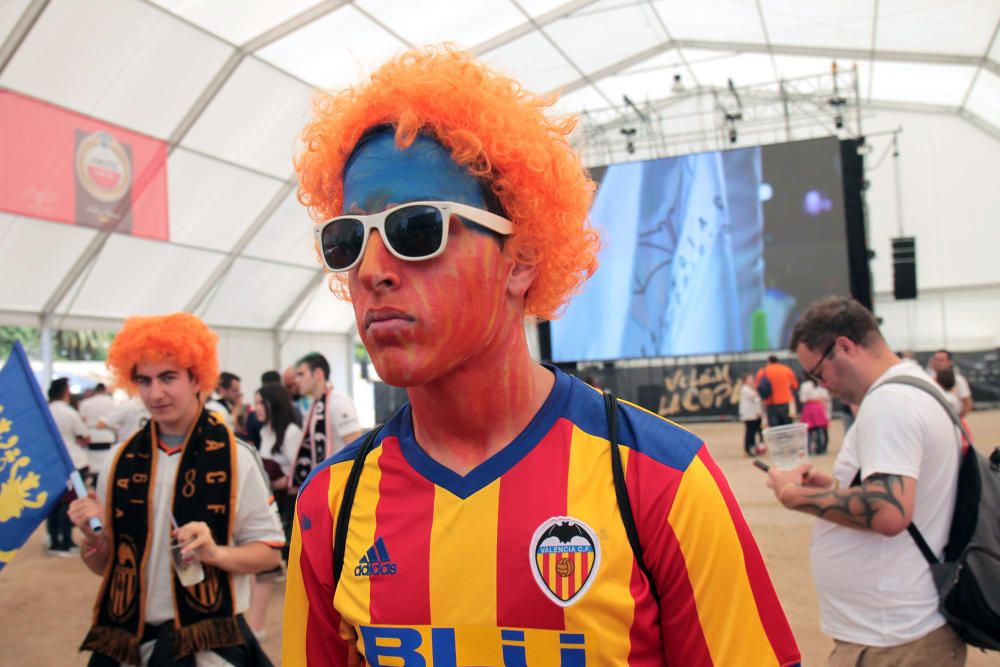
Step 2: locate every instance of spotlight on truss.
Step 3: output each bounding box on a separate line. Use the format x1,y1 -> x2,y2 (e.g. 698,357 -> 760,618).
621,127 -> 637,154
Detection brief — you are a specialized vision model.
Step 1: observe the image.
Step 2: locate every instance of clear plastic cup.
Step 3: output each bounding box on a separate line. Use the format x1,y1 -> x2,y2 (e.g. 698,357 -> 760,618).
763,423 -> 809,469
169,537 -> 204,587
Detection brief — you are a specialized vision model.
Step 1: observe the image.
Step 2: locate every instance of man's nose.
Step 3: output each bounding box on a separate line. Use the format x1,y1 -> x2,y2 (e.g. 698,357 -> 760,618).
356,230 -> 400,292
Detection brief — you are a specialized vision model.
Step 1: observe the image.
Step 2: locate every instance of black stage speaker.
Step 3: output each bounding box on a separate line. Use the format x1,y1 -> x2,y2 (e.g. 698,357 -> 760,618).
892,236 -> 917,300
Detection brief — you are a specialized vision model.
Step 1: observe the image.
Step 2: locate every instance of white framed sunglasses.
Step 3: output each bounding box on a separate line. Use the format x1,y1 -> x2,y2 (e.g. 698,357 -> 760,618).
314,200 -> 513,272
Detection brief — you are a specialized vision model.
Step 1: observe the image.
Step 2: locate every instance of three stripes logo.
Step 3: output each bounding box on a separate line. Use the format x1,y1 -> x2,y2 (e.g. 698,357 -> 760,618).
354,536 -> 398,577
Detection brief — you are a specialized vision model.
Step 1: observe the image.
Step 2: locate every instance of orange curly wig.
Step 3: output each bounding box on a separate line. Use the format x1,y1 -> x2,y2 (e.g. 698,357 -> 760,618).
296,44 -> 600,320
106,313 -> 219,396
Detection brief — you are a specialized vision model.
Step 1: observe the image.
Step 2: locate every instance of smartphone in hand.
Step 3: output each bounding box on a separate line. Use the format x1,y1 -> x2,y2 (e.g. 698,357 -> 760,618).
753,460 -> 770,472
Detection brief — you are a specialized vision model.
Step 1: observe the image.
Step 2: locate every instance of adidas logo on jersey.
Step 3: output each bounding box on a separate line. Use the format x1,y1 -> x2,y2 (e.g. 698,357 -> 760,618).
354,536 -> 397,576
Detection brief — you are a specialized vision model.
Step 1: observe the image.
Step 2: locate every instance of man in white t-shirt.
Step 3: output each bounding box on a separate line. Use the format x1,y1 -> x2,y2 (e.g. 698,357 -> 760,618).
290,352 -> 361,492
766,296 -> 966,665
78,382 -> 116,481
928,349 -> 972,417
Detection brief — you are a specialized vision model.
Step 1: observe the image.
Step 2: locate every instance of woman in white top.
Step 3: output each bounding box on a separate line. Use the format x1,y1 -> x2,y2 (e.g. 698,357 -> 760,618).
247,383 -> 302,638
738,372 -> 764,455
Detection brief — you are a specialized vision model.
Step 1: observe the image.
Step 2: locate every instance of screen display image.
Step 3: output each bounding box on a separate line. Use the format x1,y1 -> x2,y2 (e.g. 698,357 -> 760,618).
551,137 -> 855,362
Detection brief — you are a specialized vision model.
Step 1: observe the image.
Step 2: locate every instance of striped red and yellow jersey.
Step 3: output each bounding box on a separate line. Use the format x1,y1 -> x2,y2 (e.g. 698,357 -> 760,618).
284,368 -> 800,666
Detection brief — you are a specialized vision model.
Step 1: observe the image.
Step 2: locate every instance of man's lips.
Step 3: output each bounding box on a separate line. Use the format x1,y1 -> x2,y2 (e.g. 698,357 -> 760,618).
364,308 -> 415,331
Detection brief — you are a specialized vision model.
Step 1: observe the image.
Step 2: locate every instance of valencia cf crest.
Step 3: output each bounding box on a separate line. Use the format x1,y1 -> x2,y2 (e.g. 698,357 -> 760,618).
530,516 -> 601,607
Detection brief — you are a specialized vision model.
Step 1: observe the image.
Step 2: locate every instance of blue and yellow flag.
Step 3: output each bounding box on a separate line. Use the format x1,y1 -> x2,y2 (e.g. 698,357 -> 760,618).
0,340 -> 74,572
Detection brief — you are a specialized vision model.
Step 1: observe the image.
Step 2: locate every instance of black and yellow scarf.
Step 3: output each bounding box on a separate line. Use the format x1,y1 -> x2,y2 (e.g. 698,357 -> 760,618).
81,408 -> 242,664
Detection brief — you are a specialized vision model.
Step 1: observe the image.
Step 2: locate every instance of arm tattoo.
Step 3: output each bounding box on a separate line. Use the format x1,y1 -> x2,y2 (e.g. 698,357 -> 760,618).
796,473 -> 906,529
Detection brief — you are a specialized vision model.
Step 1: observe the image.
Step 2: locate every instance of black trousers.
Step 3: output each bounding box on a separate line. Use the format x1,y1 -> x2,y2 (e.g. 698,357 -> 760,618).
743,419 -> 763,454
766,403 -> 792,426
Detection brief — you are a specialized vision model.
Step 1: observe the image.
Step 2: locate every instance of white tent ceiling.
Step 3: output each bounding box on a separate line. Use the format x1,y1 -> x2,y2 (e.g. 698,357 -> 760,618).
1,0 -> 998,337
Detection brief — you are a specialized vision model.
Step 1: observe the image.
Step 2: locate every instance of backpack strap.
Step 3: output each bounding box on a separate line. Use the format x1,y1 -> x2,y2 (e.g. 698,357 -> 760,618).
869,374 -> 974,567
333,424 -> 384,586
604,390 -> 661,604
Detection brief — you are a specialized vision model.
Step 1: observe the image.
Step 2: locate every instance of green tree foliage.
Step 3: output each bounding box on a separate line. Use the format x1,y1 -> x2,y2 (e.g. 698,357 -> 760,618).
1,327 -> 114,361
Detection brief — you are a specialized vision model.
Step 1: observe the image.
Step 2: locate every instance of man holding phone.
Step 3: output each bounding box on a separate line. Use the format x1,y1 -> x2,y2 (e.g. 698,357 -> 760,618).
765,296 -> 965,665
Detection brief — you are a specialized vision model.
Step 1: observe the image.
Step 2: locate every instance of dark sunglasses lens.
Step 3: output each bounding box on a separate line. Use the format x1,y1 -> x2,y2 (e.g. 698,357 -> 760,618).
321,219 -> 365,269
385,205 -> 444,259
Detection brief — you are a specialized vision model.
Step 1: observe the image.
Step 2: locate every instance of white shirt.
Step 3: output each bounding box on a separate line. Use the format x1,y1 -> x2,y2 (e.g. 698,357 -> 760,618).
102,396 -> 150,443
259,421 -> 303,477
738,383 -> 761,421
79,393 -> 116,444
926,367 -> 971,401
810,362 -> 961,646
204,398 -> 234,429
49,400 -> 89,469
97,436 -> 284,624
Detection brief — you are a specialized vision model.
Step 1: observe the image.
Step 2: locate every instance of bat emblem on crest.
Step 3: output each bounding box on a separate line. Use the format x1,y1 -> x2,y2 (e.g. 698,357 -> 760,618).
529,516 -> 601,607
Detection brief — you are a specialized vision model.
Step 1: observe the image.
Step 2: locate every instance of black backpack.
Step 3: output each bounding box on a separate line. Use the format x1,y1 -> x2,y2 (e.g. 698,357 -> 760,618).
757,373 -> 773,400
331,391 -> 660,603
870,375 -> 1000,650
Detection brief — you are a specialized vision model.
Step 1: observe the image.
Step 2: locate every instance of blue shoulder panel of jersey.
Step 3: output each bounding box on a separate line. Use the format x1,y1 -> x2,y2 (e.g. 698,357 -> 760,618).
297,409 -> 405,493
558,368 -> 703,472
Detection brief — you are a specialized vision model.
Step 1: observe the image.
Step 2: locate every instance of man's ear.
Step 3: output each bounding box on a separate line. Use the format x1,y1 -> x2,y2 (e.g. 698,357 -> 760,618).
189,370 -> 201,397
507,260 -> 539,300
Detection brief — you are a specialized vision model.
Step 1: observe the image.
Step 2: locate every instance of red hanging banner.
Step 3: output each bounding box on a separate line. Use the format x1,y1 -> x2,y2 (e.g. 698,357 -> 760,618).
0,90 -> 169,241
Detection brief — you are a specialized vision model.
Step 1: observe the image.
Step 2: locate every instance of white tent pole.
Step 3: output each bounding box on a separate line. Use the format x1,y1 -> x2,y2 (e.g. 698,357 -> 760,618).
0,0 -> 49,75
40,313 -> 53,388
272,330 -> 282,375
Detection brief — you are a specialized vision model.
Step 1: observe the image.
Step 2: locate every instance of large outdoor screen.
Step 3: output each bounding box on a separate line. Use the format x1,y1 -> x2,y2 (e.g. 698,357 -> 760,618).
549,136 -> 866,362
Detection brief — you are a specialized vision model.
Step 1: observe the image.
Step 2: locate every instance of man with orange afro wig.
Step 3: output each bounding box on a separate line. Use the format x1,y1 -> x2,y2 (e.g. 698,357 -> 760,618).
69,313 -> 284,666
285,46 -> 799,666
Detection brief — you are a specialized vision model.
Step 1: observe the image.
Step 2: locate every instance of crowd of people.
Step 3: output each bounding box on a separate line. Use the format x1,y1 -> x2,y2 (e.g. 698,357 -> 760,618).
27,45 -> 984,666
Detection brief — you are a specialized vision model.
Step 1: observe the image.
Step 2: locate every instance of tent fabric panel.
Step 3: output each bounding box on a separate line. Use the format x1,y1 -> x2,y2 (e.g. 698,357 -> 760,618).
256,4 -> 407,90
215,327 -> 279,404
54,235 -> 224,319
243,190 -> 317,267
1,0 -> 233,140
875,287 -> 1000,351
652,0 -> 765,43
759,0 -> 874,51
589,50 -> 687,107
876,0 -> 998,56
544,1 -> 669,78
870,62 -> 978,107
0,215 -> 96,312
965,69 -> 1000,128
356,0 -> 523,51
148,0 -> 325,46
481,30 -> 579,94
281,279 -> 358,334
167,148 -> 288,252
197,258 -> 316,329
181,56 -> 313,180
519,0 -> 579,18
553,85 -> 620,117
679,49 -> 778,89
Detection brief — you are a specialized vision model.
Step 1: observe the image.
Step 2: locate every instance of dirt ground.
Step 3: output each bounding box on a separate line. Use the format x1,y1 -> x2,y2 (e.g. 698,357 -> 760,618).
3,411 -> 998,665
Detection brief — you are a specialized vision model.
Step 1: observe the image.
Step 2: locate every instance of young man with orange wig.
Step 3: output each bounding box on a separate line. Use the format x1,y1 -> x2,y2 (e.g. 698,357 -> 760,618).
284,46 -> 800,666
69,313 -> 284,666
